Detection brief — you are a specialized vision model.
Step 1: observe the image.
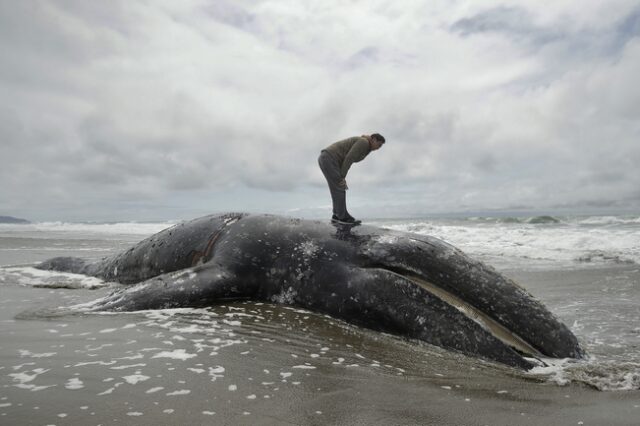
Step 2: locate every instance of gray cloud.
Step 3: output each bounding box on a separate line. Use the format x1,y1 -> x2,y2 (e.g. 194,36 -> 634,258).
451,6 -> 562,47
452,3 -> 640,61
201,0 -> 256,29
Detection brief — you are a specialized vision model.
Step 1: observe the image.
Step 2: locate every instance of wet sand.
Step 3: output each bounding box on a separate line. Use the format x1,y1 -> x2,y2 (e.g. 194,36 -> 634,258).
1,266 -> 639,425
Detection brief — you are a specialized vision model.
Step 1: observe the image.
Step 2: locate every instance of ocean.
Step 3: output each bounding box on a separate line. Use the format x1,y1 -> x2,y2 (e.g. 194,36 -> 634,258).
0,214 -> 639,425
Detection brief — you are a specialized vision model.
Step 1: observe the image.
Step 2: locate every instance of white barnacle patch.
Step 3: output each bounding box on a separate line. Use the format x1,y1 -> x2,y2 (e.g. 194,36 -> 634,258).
299,240 -> 319,258
170,271 -> 188,285
436,245 -> 461,261
271,286 -> 297,304
375,234 -> 400,245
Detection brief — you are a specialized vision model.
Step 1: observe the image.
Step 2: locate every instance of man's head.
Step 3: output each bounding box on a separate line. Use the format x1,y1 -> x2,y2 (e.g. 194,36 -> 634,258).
369,133 -> 385,151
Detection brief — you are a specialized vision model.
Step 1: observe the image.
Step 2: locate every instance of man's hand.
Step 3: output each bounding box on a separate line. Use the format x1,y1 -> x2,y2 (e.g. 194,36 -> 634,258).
338,179 -> 348,190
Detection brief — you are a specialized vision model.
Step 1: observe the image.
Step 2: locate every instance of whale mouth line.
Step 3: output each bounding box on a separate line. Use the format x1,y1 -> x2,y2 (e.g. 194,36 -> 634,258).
372,266 -> 544,359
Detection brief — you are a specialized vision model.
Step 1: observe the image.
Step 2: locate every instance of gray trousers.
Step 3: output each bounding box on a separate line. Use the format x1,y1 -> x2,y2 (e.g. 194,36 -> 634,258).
318,151 -> 348,219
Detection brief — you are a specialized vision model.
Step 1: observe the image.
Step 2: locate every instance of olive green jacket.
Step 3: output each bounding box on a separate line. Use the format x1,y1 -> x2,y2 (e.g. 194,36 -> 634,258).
322,136 -> 371,178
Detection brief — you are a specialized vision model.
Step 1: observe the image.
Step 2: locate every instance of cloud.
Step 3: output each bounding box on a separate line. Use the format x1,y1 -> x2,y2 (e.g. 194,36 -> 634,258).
451,6 -> 561,46
1,0 -> 639,221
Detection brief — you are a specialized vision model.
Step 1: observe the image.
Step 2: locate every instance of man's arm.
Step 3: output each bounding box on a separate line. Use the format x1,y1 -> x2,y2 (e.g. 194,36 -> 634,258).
340,138 -> 370,178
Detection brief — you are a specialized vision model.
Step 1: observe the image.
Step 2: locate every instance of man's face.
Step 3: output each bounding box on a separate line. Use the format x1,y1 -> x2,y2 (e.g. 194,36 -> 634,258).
371,140 -> 384,151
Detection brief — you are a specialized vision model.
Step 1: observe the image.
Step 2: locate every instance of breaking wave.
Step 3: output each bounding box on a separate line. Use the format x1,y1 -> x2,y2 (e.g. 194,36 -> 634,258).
373,215 -> 640,268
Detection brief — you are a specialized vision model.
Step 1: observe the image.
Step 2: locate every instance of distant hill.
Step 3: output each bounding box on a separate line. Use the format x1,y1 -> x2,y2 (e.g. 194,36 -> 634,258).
0,215 -> 30,224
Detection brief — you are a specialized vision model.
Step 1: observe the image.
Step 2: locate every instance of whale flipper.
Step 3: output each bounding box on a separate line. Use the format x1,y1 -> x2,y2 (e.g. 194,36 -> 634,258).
88,264 -> 255,311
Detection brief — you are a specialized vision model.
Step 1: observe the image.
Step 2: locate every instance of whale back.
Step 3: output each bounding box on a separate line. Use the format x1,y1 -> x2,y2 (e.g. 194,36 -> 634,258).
96,213 -> 245,284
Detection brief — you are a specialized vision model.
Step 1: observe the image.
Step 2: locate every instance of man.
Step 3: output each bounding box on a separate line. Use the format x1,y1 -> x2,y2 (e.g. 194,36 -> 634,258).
318,133 -> 386,225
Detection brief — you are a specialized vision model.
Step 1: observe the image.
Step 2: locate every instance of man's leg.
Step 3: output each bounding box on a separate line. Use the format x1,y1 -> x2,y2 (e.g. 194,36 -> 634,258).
329,183 -> 347,220
318,153 -> 348,219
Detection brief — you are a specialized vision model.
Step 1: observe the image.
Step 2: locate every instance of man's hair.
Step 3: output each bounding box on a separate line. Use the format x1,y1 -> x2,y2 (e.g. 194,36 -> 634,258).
371,133 -> 385,143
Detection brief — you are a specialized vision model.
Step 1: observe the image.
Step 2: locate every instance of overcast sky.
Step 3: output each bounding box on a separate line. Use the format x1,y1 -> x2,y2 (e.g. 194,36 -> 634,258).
1,0 -> 639,222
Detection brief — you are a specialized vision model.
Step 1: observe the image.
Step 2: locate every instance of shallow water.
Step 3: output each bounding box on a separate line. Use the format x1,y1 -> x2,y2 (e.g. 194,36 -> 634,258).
1,216 -> 639,424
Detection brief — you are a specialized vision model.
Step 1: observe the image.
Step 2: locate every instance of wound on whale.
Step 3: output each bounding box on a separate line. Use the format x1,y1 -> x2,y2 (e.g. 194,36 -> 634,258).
37,213 -> 584,369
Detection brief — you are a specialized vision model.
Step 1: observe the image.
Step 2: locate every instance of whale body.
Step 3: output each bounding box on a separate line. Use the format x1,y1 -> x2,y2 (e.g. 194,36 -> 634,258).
37,213 -> 584,369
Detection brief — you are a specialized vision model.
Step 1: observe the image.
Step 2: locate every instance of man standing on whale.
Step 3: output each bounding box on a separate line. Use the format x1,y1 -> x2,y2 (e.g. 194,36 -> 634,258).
318,133 -> 385,225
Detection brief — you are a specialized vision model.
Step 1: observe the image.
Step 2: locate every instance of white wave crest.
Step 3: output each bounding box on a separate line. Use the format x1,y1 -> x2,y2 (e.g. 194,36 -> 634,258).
374,218 -> 640,268
0,266 -> 111,289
